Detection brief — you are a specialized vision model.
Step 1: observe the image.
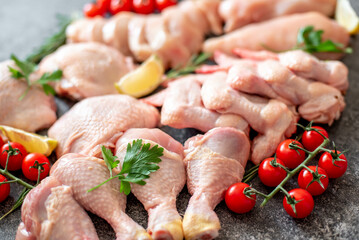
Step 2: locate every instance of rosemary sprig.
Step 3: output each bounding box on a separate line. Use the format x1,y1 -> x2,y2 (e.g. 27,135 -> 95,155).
26,14 -> 73,64
166,53 -> 212,79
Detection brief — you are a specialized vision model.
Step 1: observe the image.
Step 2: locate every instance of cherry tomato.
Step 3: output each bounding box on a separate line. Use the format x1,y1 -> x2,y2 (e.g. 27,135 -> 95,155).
0,136 -> 4,149
22,153 -> 50,181
155,0 -> 177,12
0,174 -> 10,203
0,142 -> 27,171
133,0 -> 155,14
302,126 -> 329,152
319,150 -> 347,178
298,166 -> 329,196
97,0 -> 111,13
283,188 -> 314,218
258,157 -> 287,187
225,182 -> 256,214
275,139 -> 305,169
83,3 -> 103,18
110,0 -> 132,15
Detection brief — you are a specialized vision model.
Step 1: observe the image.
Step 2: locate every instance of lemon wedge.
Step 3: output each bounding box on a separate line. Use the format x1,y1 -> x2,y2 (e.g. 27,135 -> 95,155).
0,125 -> 57,156
115,55 -> 164,98
336,0 -> 359,34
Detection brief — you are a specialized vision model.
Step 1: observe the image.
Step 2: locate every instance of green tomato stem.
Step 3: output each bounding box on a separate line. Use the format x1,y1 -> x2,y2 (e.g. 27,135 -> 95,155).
0,168 -> 34,190
260,138 -> 329,207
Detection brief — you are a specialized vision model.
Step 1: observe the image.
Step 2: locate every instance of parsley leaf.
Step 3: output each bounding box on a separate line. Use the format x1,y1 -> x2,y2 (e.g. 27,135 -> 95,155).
88,140 -> 163,195
8,54 -> 62,99
294,26 -> 352,53
167,52 -> 212,79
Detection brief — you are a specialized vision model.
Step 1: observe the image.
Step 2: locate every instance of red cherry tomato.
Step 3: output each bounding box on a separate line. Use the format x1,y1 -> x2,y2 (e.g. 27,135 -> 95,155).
302,126 -> 329,152
110,0 -> 132,15
0,174 -> 10,203
298,166 -> 329,196
319,150 -> 347,178
97,0 -> 111,13
133,0 -> 155,14
275,139 -> 305,169
155,0 -> 177,12
283,188 -> 314,218
258,157 -> 287,187
0,136 -> 4,149
22,153 -> 50,181
83,3 -> 103,18
225,182 -> 256,214
0,142 -> 27,171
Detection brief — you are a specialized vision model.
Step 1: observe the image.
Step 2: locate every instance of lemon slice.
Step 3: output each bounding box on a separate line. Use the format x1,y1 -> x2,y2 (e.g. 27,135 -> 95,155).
336,0 -> 359,34
0,125 -> 57,156
115,55 -> 164,98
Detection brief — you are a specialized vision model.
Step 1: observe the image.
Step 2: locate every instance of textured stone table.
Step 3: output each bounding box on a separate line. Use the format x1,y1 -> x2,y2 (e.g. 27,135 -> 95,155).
1,1 -> 359,239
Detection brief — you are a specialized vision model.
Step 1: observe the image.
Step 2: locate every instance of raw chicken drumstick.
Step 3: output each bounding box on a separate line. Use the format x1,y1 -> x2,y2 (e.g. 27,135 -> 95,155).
0,60 -> 57,132
67,0 -> 222,68
232,48 -> 349,92
183,127 -> 250,239
203,12 -> 349,60
51,153 -> 151,240
116,128 -> 186,240
200,72 -> 297,164
219,0 -> 336,32
36,42 -> 135,100
210,51 -> 345,125
143,75 -> 250,134
48,94 -> 159,158
16,177 -> 99,240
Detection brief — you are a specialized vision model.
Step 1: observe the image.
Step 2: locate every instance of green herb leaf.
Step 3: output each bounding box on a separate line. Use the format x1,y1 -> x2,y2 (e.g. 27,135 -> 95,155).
0,187 -> 30,221
101,146 -> 119,178
26,14 -> 74,64
36,70 -> 63,84
166,53 -> 212,79
8,67 -> 25,79
294,25 -> 352,54
88,140 -> 163,195
10,54 -> 36,79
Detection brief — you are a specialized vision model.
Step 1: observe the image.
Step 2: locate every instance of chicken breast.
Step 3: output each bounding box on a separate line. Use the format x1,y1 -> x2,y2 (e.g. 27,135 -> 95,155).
220,0 -> 336,32
203,12 -> 349,60
0,60 -> 57,132
36,42 -> 135,100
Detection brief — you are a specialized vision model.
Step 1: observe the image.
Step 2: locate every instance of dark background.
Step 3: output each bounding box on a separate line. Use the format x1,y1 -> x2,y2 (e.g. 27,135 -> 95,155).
1,1 -> 359,239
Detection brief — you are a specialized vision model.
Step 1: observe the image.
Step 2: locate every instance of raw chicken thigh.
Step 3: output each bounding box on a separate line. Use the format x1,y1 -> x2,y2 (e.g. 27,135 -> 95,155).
0,60 -> 57,132
16,177 -> 99,240
203,12 -> 349,60
51,153 -> 151,240
183,127 -> 250,239
116,128 -> 185,240
36,42 -> 135,100
48,94 -> 159,158
219,0 -> 336,32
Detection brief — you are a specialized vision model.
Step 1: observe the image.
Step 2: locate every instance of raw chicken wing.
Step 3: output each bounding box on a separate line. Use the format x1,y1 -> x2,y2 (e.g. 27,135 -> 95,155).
48,94 -> 159,158
51,153 -> 150,240
201,72 -> 297,164
116,128 -> 185,240
143,75 -> 249,134
203,12 -> 349,60
220,0 -> 336,32
0,60 -> 57,132
16,176 -> 99,240
183,127 -> 250,239
36,42 -> 135,100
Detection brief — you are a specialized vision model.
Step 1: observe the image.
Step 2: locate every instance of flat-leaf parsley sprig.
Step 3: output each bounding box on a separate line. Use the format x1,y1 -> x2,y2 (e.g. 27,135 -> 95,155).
8,54 -> 62,100
88,140 -> 163,195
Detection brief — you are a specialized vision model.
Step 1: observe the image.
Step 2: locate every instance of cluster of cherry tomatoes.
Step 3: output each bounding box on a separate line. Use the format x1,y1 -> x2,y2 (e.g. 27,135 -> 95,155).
225,126 -> 348,218
0,136 -> 50,203
84,0 -> 177,18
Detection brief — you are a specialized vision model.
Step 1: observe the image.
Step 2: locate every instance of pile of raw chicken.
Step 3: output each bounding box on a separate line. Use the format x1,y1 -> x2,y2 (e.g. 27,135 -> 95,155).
0,0 -> 350,239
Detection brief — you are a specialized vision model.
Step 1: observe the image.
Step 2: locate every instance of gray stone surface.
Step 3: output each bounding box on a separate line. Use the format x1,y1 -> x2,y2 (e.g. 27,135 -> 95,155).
1,1 -> 359,239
